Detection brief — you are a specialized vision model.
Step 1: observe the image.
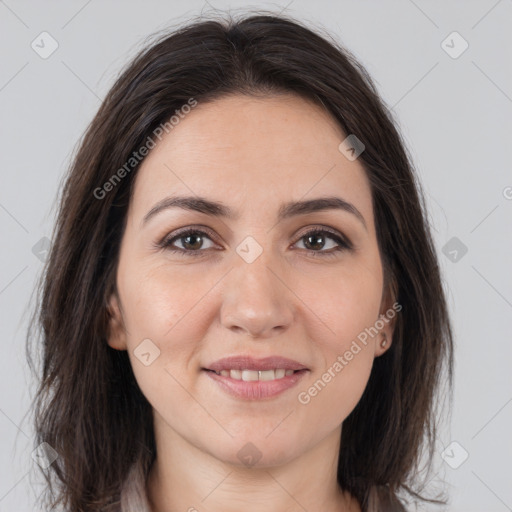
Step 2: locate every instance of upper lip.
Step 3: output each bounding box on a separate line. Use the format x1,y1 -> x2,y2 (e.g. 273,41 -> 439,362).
204,356 -> 309,372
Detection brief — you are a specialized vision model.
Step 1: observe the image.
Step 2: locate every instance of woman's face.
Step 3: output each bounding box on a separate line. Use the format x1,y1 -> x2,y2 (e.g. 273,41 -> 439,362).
108,93 -> 394,467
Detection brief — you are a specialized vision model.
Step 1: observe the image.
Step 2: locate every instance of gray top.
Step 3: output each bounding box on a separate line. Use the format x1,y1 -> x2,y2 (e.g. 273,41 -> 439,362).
119,463 -> 152,512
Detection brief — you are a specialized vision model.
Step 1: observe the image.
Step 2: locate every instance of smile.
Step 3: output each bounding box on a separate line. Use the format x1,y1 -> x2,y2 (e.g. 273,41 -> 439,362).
208,368 -> 298,381
203,368 -> 309,400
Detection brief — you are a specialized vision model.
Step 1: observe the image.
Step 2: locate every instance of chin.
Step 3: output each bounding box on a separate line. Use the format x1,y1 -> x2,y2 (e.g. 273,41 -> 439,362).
207,436 -> 301,470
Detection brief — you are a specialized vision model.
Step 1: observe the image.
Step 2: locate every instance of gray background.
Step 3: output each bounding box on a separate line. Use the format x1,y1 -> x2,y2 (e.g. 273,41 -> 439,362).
1,1 -> 511,511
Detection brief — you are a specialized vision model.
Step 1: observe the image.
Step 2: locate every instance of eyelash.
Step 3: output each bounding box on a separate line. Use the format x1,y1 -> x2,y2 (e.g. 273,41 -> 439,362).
157,225 -> 352,259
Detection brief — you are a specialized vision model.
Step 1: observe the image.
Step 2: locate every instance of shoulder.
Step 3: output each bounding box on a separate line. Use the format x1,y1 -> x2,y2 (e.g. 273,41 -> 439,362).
364,485 -> 408,512
119,462 -> 152,512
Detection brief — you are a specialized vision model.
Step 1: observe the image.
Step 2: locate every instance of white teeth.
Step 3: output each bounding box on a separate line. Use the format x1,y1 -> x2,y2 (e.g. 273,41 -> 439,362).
259,370 -> 275,381
229,369 -> 242,380
242,370 -> 259,381
213,369 -> 298,381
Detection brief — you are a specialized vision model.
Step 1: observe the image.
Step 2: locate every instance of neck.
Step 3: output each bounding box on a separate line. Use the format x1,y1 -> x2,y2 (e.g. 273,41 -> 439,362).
146,412 -> 360,512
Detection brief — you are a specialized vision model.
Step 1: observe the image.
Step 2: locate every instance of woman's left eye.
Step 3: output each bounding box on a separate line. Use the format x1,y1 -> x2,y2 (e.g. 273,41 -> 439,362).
157,227 -> 351,258
293,228 -> 352,257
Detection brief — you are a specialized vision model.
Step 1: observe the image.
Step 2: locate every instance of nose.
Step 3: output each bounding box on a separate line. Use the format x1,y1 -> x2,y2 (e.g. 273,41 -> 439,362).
220,255 -> 294,339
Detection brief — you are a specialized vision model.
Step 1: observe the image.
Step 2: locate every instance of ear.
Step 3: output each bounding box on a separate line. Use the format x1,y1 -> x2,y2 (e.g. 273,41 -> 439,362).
376,272 -> 399,356
106,292 -> 127,351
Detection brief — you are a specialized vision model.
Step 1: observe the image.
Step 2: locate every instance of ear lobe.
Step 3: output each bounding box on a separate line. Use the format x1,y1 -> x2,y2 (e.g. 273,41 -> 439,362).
377,275 -> 399,354
106,293 -> 127,351
375,318 -> 394,357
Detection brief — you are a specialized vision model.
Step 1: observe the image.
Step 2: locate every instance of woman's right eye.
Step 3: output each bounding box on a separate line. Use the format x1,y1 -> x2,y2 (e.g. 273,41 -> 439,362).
159,228 -> 217,256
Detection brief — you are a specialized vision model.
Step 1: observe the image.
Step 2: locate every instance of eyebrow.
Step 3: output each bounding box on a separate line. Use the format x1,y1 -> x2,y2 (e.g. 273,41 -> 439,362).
142,195 -> 367,230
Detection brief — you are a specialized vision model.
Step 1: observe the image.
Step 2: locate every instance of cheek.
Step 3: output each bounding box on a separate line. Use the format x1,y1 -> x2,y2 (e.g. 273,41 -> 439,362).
300,349 -> 374,437
295,260 -> 382,420
301,255 -> 384,347
116,262 -> 210,399
297,285 -> 379,430
119,259 -> 215,342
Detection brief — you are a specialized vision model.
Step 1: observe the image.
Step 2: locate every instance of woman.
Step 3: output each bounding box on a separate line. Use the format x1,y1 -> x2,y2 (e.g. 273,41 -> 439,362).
27,12 -> 454,512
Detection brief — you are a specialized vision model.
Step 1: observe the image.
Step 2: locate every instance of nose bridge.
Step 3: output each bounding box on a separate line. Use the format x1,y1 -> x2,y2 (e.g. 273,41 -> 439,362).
220,245 -> 294,338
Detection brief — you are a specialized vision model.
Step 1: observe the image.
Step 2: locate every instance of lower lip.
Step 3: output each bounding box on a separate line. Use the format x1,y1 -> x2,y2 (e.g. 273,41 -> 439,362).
203,369 -> 309,400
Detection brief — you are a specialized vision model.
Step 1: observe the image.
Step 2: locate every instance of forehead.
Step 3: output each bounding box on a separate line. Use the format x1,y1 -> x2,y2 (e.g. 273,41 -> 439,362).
130,94 -> 373,227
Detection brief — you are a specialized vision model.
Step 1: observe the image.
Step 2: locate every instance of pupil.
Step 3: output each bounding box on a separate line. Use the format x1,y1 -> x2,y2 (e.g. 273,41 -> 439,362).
184,234 -> 202,250
305,233 -> 324,250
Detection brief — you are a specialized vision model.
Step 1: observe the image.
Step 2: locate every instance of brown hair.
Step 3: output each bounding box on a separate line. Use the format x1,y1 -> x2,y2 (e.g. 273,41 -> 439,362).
27,11 -> 454,512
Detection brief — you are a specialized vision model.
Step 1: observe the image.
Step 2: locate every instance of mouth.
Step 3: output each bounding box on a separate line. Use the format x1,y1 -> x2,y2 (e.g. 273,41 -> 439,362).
202,356 -> 310,400
203,368 -> 305,381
